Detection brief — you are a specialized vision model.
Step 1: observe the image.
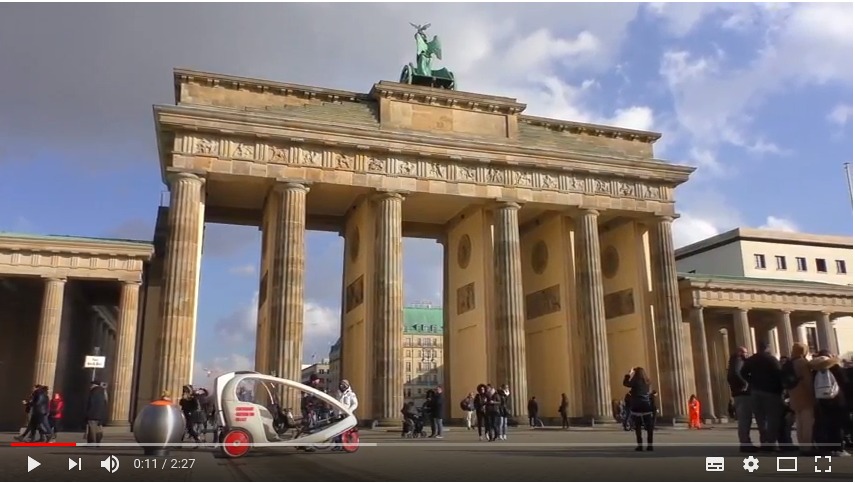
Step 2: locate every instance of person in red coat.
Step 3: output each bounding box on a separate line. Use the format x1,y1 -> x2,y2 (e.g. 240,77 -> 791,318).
49,392 -> 64,440
688,394 -> 702,429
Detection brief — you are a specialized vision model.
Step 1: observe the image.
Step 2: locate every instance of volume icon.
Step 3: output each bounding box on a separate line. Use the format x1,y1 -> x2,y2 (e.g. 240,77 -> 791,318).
100,455 -> 119,473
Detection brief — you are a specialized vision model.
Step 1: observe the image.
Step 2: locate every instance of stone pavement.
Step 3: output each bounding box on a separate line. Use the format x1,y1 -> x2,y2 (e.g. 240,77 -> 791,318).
1,427 -> 851,481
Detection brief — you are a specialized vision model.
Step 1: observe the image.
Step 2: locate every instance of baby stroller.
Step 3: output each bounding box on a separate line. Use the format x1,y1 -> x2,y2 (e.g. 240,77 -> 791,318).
402,407 -> 428,438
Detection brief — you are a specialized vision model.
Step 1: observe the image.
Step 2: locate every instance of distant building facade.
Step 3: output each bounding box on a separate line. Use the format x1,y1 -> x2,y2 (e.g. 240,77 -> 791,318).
402,304 -> 443,405
677,228 -> 853,358
301,358 -> 332,394
328,339 -> 341,392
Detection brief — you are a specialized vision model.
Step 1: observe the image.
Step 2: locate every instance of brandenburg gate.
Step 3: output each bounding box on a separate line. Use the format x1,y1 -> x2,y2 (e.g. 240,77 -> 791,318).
139,65 -> 696,424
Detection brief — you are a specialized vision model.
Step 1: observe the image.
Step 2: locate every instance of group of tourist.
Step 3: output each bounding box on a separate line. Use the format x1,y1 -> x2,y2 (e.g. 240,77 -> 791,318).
728,341 -> 852,456
14,380 -> 108,445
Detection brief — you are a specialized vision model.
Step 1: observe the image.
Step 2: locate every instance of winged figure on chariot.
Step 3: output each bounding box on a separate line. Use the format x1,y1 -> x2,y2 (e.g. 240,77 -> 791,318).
399,23 -> 456,90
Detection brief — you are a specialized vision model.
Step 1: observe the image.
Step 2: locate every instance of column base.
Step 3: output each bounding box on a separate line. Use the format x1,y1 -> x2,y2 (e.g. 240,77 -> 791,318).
368,418 -> 402,429
105,421 -> 132,430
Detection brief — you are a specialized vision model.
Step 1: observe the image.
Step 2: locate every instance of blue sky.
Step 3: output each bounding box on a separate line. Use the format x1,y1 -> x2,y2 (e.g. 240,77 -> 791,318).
0,3 -> 851,383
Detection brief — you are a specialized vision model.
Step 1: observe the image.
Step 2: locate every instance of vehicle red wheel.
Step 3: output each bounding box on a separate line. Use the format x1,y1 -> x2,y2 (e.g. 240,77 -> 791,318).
221,429 -> 252,458
341,429 -> 359,453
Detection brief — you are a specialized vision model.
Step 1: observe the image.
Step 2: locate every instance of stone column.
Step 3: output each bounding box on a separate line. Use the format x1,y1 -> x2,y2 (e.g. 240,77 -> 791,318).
815,312 -> 838,354
732,308 -> 752,351
763,328 -> 777,355
777,310 -> 794,358
372,191 -> 405,423
649,215 -> 691,420
109,280 -> 141,425
493,201 -> 528,418
266,182 -> 309,411
155,172 -> 205,400
33,277 -> 67,390
689,307 -> 715,420
439,236 -> 452,421
717,328 -> 731,415
573,209 -> 611,421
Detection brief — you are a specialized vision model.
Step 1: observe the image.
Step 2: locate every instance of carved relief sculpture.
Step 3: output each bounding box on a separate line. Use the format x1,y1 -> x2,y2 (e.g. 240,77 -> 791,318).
345,275 -> 365,313
604,288 -> 635,320
367,157 -> 385,172
335,152 -> 354,169
271,145 -> 289,163
234,142 -> 255,159
457,234 -> 472,270
457,282 -> 476,315
195,138 -> 217,155
299,149 -> 322,166
525,284 -> 562,320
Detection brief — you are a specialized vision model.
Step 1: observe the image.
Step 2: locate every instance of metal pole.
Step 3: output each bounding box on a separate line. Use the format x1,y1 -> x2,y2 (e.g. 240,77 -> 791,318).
844,163 -> 853,207
91,347 -> 101,382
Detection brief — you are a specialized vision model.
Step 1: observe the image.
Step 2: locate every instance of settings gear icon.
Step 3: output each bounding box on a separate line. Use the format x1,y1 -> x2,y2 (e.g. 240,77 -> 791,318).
743,455 -> 760,473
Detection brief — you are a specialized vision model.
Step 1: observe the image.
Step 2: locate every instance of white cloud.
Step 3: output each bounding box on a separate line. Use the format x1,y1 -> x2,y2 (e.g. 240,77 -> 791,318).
658,3 -> 852,174
673,212 -> 724,248
759,216 -> 799,232
229,264 -> 256,277
827,104 -> 853,125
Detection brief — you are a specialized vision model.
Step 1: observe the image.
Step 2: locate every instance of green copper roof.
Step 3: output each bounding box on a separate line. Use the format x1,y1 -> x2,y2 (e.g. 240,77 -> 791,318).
0,231 -> 153,247
404,306 -> 443,334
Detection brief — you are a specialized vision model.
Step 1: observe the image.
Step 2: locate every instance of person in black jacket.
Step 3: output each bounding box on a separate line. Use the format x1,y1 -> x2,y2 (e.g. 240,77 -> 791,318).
740,341 -> 784,452
16,385 -> 51,442
485,385 -> 501,441
473,384 -> 489,440
727,346 -> 756,452
84,381 -> 108,445
623,367 -> 655,451
430,386 -> 445,438
527,397 -> 539,427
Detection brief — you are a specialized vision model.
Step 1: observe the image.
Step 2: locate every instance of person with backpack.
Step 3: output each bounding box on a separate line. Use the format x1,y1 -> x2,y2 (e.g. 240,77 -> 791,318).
787,342 -> 816,455
740,341 -> 784,452
460,393 -> 474,430
727,346 -> 755,452
810,353 -> 850,457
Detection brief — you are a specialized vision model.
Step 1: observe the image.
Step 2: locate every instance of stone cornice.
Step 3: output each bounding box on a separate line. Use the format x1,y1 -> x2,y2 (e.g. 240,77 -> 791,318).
174,68 -> 362,105
154,104 -> 694,187
679,275 -> 853,297
0,234 -> 154,259
678,276 -> 853,313
520,116 -> 661,144
369,81 -> 526,116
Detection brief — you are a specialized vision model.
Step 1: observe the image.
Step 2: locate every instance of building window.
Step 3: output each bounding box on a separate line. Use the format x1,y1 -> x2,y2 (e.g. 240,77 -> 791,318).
796,257 -> 807,271
754,254 -> 766,269
816,258 -> 828,273
836,260 -> 847,274
805,326 -> 819,354
406,362 -> 411,372
775,256 -> 787,270
406,350 -> 411,357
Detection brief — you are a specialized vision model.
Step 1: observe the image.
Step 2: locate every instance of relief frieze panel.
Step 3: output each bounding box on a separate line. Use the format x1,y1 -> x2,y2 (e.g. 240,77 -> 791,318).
457,282 -> 476,315
345,275 -> 365,313
525,284 -> 562,320
604,288 -> 635,320
180,135 -> 666,201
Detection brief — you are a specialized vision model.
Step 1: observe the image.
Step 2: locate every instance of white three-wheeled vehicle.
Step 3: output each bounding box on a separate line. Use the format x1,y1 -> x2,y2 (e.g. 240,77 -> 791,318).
213,371 -> 359,458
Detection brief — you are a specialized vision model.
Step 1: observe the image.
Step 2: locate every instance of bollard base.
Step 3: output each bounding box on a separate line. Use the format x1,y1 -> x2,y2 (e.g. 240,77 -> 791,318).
143,447 -> 169,457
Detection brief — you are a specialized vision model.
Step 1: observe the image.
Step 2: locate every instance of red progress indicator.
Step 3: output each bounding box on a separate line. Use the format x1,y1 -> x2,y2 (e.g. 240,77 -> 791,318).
11,442 -> 77,447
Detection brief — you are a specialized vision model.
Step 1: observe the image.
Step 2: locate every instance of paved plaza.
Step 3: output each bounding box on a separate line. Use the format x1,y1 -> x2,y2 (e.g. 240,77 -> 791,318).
2,426 -> 851,482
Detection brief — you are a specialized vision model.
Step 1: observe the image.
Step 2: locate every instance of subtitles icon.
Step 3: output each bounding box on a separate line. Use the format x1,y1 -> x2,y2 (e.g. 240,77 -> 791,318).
776,456 -> 798,472
100,455 -> 120,474
706,456 -> 725,472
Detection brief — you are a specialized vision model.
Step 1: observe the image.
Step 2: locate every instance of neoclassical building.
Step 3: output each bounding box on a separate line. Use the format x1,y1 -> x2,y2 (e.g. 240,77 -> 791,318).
136,68 -> 695,424
3,68 -> 850,430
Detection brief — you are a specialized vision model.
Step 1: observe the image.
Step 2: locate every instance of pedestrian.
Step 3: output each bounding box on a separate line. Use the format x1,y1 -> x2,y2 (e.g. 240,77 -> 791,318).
810,352 -> 849,457
473,384 -> 489,441
460,393 -> 475,430
485,384 -> 500,441
527,396 -> 539,428
49,392 -> 64,440
623,367 -> 655,451
688,394 -> 701,429
83,381 -> 107,445
332,379 -> 358,451
559,393 -> 570,429
740,341 -> 784,452
497,384 -> 512,440
727,346 -> 756,452
179,385 -> 202,445
423,390 -> 436,437
430,386 -> 444,439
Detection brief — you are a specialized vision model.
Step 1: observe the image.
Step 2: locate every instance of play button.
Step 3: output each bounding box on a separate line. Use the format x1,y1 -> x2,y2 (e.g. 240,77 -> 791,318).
27,456 -> 40,473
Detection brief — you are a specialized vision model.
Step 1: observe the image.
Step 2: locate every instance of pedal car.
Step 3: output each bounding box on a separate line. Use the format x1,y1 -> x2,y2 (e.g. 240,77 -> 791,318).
213,371 -> 359,458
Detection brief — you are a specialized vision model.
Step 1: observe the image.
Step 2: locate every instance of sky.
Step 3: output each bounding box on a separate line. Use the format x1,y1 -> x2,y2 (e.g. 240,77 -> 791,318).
0,3 -> 852,386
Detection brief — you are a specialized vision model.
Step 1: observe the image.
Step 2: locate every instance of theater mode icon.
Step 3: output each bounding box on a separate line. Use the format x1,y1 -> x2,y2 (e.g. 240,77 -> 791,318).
777,456 -> 798,472
706,456 -> 725,472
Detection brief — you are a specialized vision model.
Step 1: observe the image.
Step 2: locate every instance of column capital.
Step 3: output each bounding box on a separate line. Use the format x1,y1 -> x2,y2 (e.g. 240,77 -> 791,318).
166,171 -> 205,186
734,307 -> 749,314
272,181 -> 310,193
779,309 -> 792,315
577,208 -> 599,217
372,190 -> 407,201
492,199 -> 521,210
121,279 -> 142,287
41,276 -> 67,283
